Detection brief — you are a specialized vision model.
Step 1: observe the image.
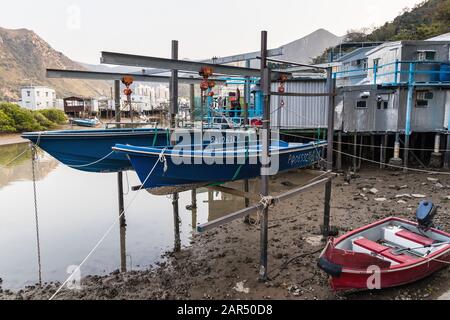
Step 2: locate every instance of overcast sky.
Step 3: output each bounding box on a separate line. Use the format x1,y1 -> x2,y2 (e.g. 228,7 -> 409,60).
1,0 -> 423,64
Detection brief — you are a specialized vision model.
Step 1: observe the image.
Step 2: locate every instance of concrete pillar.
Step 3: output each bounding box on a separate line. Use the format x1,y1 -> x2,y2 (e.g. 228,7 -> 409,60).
389,133 -> 403,168
430,133 -> 442,168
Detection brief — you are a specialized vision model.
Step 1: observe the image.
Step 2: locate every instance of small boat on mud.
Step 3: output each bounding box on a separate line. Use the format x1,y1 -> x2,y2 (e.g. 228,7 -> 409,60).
112,140 -> 326,190
318,201 -> 450,291
71,118 -> 100,128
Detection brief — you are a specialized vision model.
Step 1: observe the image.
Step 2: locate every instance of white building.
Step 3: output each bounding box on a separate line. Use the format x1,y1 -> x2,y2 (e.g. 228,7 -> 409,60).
20,86 -> 57,110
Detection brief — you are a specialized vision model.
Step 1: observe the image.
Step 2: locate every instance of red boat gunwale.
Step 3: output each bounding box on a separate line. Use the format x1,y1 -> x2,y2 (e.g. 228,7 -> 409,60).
327,217 -> 450,274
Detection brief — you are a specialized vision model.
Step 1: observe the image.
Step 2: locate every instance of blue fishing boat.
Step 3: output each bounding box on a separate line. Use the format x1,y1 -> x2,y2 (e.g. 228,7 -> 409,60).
22,128 -> 251,173
71,118 -> 100,127
112,140 -> 326,190
22,128 -> 172,173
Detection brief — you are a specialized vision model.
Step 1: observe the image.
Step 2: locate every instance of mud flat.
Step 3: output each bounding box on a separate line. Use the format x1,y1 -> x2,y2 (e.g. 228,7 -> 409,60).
0,134 -> 27,146
2,168 -> 450,300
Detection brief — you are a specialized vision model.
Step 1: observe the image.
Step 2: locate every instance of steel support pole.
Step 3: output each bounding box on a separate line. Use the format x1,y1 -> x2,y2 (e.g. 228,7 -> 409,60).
404,63 -> 415,171
170,40 -> 179,129
445,134 -> 450,169
259,31 -> 270,282
190,78 -> 195,123
170,41 -> 181,252
244,59 -> 250,210
114,80 -> 121,125
117,172 -> 127,272
114,80 -> 127,272
191,189 -> 198,229
323,68 -> 335,238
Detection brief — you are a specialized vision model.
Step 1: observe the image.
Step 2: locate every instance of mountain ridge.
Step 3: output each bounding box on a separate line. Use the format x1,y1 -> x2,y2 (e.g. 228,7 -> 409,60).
0,26 -> 110,101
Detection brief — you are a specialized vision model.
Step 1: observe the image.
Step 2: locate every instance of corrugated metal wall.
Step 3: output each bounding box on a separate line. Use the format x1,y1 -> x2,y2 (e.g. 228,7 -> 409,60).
270,80 -> 328,129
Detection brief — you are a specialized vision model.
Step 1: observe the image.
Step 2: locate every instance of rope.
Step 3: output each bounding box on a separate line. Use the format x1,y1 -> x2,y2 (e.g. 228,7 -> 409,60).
334,148 -> 450,175
67,151 -> 115,169
49,148 -> 167,300
0,147 -> 30,168
275,130 -> 450,175
30,145 -> 42,286
280,131 -> 450,153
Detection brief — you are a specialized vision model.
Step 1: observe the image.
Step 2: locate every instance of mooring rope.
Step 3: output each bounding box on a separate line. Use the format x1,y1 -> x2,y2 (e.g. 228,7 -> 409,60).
67,151 -> 115,169
49,148 -> 167,300
30,145 -> 42,286
0,148 -> 30,168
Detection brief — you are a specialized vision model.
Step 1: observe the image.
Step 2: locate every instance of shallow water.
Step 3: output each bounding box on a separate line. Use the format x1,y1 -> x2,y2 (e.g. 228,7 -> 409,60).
0,142 -> 251,290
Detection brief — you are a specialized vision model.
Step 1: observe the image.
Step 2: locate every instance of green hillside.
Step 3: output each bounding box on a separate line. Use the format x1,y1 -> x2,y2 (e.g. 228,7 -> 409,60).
366,0 -> 449,41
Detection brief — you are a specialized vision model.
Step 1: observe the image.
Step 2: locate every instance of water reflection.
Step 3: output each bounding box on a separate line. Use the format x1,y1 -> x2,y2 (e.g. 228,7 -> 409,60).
0,144 -> 58,189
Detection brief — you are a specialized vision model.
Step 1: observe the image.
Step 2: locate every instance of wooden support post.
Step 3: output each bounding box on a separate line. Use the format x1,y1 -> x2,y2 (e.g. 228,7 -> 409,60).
191,189 -> 197,229
337,131 -> 342,171
445,133 -> 450,169
172,192 -> 181,252
370,135 -> 375,161
353,133 -> 357,172
323,67 -> 335,238
259,31 -> 270,282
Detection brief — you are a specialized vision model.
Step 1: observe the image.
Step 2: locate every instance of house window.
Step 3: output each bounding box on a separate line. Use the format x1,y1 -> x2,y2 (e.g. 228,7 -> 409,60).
377,95 -> 390,110
46,92 -> 49,97
36,91 -> 40,97
27,91 -> 30,97
373,58 -> 381,73
417,51 -> 436,61
356,100 -> 367,109
416,90 -> 434,107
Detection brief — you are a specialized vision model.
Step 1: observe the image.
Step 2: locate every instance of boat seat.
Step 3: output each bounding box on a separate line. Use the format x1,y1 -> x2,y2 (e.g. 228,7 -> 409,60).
353,238 -> 418,264
395,229 -> 434,246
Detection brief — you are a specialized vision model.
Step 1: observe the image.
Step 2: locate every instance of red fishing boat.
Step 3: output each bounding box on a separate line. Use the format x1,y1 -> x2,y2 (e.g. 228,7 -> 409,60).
318,201 -> 450,291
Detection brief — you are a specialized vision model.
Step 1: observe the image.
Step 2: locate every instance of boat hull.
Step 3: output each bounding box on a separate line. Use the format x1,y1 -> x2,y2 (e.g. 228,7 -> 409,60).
22,128 -> 171,173
318,217 -> 450,291
22,128 -> 256,173
113,141 -> 326,189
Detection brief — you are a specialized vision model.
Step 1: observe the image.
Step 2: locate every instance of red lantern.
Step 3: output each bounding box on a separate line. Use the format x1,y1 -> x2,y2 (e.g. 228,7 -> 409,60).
278,85 -> 285,94
208,91 -> 215,97
123,88 -> 133,96
208,80 -> 215,89
199,66 -> 214,78
200,80 -> 209,91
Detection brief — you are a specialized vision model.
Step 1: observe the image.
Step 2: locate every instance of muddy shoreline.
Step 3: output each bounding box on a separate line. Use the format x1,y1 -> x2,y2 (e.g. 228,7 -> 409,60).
1,168 -> 450,300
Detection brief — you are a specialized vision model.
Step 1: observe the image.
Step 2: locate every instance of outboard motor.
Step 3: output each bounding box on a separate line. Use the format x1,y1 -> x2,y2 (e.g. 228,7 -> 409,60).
416,200 -> 437,232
